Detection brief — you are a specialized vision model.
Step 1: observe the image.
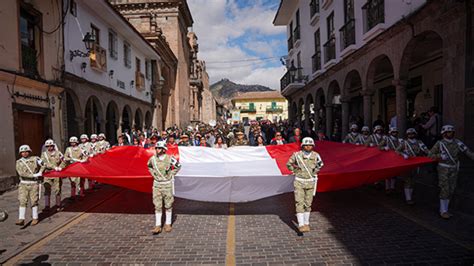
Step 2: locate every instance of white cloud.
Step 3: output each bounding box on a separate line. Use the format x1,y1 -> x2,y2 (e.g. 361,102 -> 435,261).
188,0 -> 286,89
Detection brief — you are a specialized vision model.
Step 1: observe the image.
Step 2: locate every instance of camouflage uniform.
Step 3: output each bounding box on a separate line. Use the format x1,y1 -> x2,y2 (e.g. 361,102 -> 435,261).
365,133 -> 386,147
148,154 -> 181,211
41,150 -> 64,197
78,142 -> 92,157
64,146 -> 87,197
357,134 -> 370,145
379,134 -> 402,192
429,139 -> 474,200
96,140 -> 110,154
16,156 -> 44,208
287,150 -> 324,214
229,138 -> 249,146
342,132 -> 360,145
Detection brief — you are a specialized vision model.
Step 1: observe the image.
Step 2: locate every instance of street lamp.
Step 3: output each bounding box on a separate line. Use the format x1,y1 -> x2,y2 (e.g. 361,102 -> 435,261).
69,32 -> 96,61
288,62 -> 298,82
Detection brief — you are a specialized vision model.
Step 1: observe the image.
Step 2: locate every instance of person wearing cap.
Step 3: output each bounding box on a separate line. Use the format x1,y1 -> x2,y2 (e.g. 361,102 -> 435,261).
97,133 -> 111,153
40,139 -> 65,212
229,131 -> 249,146
379,127 -> 403,194
147,141 -> 182,234
178,134 -> 191,146
15,145 -> 45,226
365,125 -> 385,147
286,137 -> 324,233
79,134 -> 92,157
342,124 -> 360,144
357,126 -> 371,145
89,134 -> 99,156
396,128 -> 429,205
64,137 -> 88,199
429,125 -> 474,219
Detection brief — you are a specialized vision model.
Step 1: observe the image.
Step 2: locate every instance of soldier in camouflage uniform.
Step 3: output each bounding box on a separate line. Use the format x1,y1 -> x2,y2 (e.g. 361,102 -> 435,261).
87,134 -> 99,189
96,133 -> 111,154
178,134 -> 191,146
396,128 -> 429,205
286,137 -> 324,233
342,124 -> 360,144
79,134 -> 92,157
41,139 -> 65,211
64,137 -> 87,199
357,126 -> 371,145
429,125 -> 474,219
365,125 -> 385,147
229,131 -> 249,146
147,141 -> 181,234
379,127 -> 402,194
16,145 -> 45,226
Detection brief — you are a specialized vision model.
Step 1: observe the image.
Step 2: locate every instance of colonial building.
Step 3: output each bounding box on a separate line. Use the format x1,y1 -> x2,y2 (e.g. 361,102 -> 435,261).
62,0 -> 167,145
110,0 -> 199,129
0,0 -> 65,188
274,0 -> 473,146
231,91 -> 288,123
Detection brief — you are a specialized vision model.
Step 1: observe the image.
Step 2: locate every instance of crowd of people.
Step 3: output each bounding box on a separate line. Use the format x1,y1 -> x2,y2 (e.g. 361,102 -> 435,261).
10,113 -> 474,232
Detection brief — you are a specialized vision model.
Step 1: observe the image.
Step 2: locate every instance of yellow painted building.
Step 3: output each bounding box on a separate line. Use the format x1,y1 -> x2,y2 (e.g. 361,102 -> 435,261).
231,91 -> 288,123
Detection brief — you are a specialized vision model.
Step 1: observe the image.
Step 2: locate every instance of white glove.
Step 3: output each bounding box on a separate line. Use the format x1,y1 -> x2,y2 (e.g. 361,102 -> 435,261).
89,154 -> 94,158
80,160 -> 87,163
55,167 -> 62,171
33,173 -> 42,178
370,144 -> 374,147
384,146 -> 390,151
441,154 -> 449,160
403,154 -> 409,160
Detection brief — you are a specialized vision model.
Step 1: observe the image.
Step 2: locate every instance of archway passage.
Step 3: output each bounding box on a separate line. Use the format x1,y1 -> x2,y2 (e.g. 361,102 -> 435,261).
315,88 -> 326,132
399,31 -> 443,139
65,91 -> 80,139
145,111 -> 152,130
106,101 -> 119,145
367,55 -> 394,130
291,102 -> 298,126
327,81 -> 342,141
305,94 -> 314,132
344,70 -> 363,129
134,108 -> 143,131
84,96 -> 102,135
122,105 -> 132,133
298,98 -> 305,129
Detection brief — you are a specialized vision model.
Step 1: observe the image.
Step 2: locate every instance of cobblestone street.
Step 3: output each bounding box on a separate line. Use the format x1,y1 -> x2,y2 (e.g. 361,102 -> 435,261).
1,182 -> 473,265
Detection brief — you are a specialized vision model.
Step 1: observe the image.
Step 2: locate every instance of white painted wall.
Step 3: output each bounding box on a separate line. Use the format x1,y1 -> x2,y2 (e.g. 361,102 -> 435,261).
282,0 -> 426,80
64,1 -> 158,103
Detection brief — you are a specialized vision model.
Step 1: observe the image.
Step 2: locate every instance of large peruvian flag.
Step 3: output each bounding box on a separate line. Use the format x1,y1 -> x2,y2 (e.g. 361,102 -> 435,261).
45,142 -> 433,202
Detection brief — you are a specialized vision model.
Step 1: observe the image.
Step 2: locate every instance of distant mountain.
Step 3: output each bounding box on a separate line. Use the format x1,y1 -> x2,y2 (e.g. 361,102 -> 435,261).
210,79 -> 274,106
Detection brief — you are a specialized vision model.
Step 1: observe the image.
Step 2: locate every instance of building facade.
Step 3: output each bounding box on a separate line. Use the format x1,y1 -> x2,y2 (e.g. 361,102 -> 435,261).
0,0 -> 65,188
274,0 -> 473,146
110,0 -> 200,129
231,91 -> 288,123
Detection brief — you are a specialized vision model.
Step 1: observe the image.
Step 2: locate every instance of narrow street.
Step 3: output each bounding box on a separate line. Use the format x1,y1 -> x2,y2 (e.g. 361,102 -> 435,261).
1,183 -> 473,265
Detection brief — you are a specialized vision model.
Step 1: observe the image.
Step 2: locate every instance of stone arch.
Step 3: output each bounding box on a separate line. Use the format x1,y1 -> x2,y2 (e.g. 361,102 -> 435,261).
326,81 -> 342,140
314,88 -> 326,132
64,89 -> 82,139
343,70 -> 364,132
365,54 -> 395,128
84,95 -> 104,135
134,108 -> 144,130
145,110 -> 152,129
121,105 -> 132,132
106,101 -> 119,144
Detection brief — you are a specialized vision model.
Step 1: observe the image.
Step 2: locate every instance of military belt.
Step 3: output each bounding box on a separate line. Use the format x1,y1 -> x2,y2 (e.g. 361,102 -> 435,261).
295,177 -> 317,183
20,177 -> 39,182
20,180 -> 38,184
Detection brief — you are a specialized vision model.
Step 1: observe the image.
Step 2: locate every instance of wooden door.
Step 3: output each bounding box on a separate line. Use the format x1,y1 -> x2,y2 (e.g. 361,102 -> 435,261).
15,110 -> 45,156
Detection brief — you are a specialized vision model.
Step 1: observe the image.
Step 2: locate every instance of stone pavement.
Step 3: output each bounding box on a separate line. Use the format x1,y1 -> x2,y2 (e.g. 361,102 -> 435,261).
1,183 -> 472,265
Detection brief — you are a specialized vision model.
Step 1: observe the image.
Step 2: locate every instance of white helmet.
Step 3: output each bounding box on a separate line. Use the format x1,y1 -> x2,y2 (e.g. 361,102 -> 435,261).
69,136 -> 79,143
350,124 -> 358,130
301,137 -> 315,147
90,134 -> 98,140
389,127 -> 398,134
406,128 -> 417,135
156,141 -> 168,150
44,139 -> 55,146
19,145 -> 32,154
361,126 -> 370,133
441,125 -> 455,135
80,134 -> 89,140
98,133 -> 106,139
373,125 -> 383,133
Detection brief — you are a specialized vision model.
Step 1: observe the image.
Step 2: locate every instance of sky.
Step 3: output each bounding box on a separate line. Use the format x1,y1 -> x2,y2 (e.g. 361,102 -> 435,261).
187,0 -> 287,90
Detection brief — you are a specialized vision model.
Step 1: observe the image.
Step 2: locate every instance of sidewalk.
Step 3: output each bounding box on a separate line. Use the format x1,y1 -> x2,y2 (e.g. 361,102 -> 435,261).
0,180 -> 121,263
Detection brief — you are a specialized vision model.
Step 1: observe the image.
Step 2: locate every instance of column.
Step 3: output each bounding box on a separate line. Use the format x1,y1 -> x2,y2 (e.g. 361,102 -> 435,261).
362,90 -> 374,128
393,79 -> 407,136
325,104 -> 333,138
341,97 -> 350,137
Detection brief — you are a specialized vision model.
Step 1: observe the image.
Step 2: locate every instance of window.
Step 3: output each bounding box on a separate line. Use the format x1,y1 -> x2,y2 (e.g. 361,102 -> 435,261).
123,42 -> 131,68
294,10 -> 301,41
344,0 -> 355,22
327,12 -> 334,39
249,103 -> 255,111
362,0 -> 385,32
145,59 -> 151,80
108,29 -> 117,59
135,57 -> 141,73
271,102 -> 277,109
313,29 -> 321,72
296,52 -> 302,79
288,21 -> 294,51
20,7 -> 40,75
310,0 -> 320,17
91,24 -> 100,45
